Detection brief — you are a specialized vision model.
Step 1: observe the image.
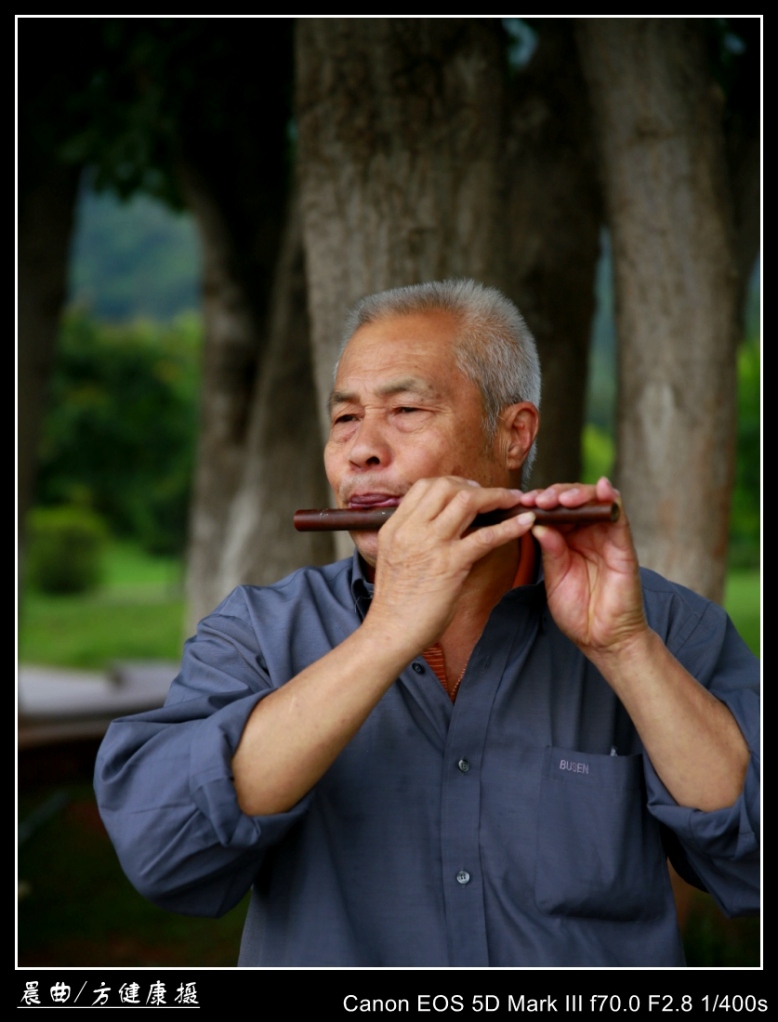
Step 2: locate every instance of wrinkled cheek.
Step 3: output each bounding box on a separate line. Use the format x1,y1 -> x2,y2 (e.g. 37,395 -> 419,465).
323,450 -> 343,495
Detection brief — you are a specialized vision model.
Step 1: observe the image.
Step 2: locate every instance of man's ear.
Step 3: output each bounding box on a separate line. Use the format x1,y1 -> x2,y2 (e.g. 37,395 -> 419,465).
500,402 -> 540,473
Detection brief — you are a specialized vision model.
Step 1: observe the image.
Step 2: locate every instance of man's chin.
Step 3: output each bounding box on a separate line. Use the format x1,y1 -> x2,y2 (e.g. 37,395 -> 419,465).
352,533 -> 379,573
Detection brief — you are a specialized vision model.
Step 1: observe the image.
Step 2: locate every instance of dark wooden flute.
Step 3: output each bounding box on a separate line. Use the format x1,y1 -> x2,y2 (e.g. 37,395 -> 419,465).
294,502 -> 620,532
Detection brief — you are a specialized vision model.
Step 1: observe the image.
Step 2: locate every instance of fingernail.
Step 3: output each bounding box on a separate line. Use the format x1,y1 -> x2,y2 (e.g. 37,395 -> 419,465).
517,512 -> 535,525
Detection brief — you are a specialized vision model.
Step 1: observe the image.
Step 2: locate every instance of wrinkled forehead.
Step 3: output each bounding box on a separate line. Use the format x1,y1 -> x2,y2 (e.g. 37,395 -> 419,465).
338,309 -> 462,369
333,311 -> 469,398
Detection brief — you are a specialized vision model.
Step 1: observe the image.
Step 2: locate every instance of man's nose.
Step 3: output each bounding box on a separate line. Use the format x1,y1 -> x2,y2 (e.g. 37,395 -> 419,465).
348,415 -> 391,469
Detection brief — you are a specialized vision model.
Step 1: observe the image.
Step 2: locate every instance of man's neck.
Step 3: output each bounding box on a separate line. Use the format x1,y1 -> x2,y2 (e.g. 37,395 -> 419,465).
441,540 -> 521,644
360,539 -> 522,696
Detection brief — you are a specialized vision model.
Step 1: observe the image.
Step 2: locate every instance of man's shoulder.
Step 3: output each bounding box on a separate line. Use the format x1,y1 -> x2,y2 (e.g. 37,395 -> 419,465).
209,556 -> 358,620
638,566 -> 731,651
639,566 -> 715,610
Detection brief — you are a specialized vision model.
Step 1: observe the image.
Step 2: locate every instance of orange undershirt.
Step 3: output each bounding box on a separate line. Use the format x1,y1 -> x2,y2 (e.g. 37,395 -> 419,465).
421,534 -> 536,702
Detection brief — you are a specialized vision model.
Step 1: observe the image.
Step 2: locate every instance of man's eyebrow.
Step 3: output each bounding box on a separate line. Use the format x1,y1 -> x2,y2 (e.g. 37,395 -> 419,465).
329,378 -> 438,412
329,389 -> 357,413
375,378 -> 437,399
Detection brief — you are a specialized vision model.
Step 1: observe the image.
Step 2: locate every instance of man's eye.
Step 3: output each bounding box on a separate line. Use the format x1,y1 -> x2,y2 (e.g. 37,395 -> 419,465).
397,407 -> 419,414
333,414 -> 357,425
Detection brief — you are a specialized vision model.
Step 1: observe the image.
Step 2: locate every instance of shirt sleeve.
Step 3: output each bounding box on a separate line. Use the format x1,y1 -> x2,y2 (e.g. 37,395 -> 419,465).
94,589 -> 314,918
641,587 -> 760,917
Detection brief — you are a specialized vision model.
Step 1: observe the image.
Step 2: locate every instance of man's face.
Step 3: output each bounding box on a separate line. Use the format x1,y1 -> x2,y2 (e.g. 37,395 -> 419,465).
325,310 -> 513,565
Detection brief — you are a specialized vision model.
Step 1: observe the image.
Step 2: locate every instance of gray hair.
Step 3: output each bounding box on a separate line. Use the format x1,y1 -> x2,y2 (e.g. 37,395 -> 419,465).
338,279 -> 541,479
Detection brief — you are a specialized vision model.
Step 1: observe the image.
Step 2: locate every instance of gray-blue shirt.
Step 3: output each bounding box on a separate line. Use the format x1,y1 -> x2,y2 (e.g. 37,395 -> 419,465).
94,552 -> 759,966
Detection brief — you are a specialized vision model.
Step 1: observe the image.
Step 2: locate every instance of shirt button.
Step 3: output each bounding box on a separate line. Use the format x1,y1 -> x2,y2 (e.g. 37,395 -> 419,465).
456,871 -> 471,885
412,662 -> 424,674
457,759 -> 471,773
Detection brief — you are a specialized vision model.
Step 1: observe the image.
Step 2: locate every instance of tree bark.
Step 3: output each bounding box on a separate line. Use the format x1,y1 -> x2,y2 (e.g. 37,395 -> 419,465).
195,194 -> 334,630
18,164 -> 81,555
721,18 -> 761,325
18,20 -> 89,559
296,19 -> 510,456
577,18 -> 739,603
504,21 -> 602,487
180,22 -> 297,624
180,161 -> 273,624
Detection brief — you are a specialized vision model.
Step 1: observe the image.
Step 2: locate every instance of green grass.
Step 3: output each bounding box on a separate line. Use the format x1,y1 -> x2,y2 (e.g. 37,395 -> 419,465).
102,540 -> 183,589
724,569 -> 761,657
19,542 -> 187,669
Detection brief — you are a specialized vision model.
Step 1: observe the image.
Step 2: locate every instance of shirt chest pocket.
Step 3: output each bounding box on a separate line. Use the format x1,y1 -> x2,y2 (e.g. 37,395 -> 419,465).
534,748 -> 669,921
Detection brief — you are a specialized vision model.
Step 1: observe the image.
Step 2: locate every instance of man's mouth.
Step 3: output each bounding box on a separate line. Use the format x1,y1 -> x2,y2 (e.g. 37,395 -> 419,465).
346,493 -> 403,509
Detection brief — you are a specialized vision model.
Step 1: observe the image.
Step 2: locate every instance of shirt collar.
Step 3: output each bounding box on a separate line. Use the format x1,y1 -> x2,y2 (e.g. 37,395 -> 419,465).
349,538 -> 545,619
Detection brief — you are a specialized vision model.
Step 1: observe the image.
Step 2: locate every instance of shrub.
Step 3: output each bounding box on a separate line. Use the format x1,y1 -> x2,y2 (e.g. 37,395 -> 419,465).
35,310 -> 201,557
26,506 -> 108,594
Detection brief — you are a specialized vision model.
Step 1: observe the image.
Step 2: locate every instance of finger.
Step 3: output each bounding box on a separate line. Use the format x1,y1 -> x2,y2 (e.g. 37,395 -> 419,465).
595,476 -> 620,503
383,476 -> 456,528
382,477 -> 508,543
534,483 -> 599,509
515,488 -> 540,507
531,522 -> 573,574
432,483 -> 523,537
459,509 -> 536,561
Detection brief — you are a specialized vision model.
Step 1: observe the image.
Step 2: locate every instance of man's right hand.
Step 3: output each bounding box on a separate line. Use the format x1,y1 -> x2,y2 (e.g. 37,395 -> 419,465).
232,477 -> 535,816
366,476 -> 536,657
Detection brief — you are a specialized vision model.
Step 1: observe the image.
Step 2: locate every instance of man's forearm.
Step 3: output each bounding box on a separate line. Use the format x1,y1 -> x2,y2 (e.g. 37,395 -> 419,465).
232,617 -> 417,816
586,627 -> 750,812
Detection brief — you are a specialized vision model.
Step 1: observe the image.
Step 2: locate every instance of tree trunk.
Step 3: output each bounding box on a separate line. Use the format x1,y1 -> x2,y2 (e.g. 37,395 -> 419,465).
18,20 -> 97,559
180,23 -> 297,625
504,21 -> 602,487
577,18 -> 739,603
18,164 -> 81,551
196,194 -> 334,630
721,18 -> 761,325
180,161 -> 272,624
296,18 -> 510,465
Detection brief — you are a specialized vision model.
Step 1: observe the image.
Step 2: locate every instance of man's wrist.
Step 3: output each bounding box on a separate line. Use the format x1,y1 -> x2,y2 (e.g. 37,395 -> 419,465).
582,624 -> 658,690
355,612 -> 429,682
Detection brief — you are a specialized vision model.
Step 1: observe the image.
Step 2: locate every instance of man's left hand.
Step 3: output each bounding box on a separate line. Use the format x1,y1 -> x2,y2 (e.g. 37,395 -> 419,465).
518,476 -> 646,657
518,476 -> 749,812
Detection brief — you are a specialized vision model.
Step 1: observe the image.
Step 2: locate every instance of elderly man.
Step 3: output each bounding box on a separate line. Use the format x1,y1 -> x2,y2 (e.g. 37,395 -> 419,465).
95,279 -> 759,967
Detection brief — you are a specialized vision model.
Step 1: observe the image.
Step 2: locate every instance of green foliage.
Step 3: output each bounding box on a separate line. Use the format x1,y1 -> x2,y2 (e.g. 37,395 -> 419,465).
35,310 -> 201,556
585,231 -> 617,436
26,505 -> 108,595
729,332 -> 761,569
581,423 -> 615,485
48,20 -> 294,208
724,570 -> 761,657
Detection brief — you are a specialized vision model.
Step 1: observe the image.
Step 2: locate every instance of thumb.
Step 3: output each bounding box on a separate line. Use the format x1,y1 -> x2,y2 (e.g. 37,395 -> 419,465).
531,524 -> 572,575
531,523 -> 568,564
